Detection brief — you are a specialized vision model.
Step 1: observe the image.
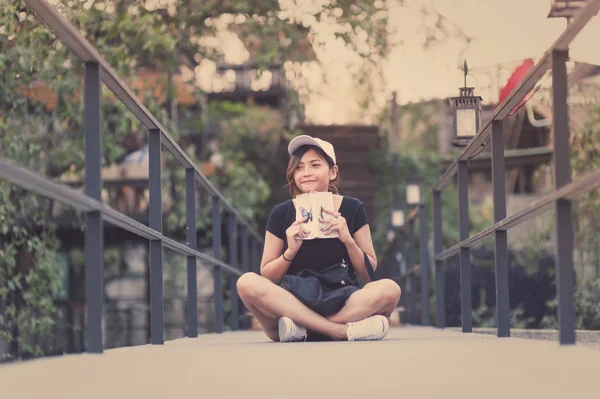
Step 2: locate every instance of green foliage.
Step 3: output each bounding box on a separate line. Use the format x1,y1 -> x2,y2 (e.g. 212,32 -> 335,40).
573,279 -> 600,330
571,95 -> 600,278
369,136 -> 493,258
371,99 -> 496,261
0,3 -> 66,353
513,228 -> 553,276
540,279 -> 600,330
471,288 -> 535,329
214,102 -> 296,224
0,183 -> 62,359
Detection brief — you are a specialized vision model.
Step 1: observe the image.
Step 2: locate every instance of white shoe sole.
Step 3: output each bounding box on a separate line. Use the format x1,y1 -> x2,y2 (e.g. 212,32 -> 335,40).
278,317 -> 292,342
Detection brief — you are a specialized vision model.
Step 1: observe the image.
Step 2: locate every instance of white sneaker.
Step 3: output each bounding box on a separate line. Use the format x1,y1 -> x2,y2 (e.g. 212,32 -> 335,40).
278,317 -> 307,342
346,315 -> 389,341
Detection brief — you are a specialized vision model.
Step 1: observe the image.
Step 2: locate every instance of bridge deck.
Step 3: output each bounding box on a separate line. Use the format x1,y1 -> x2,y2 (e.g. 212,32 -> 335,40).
2,326 -> 599,399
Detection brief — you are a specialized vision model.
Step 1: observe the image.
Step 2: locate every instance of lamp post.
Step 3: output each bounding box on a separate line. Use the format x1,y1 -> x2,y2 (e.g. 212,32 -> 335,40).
391,208 -> 405,230
451,62 -> 478,332
451,61 -> 482,148
406,175 -> 430,326
390,207 -> 405,274
388,92 -> 404,280
406,176 -> 422,207
391,92 -> 400,206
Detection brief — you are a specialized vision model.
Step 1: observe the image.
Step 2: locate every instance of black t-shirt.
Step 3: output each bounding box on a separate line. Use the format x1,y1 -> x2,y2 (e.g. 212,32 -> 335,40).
265,196 -> 369,276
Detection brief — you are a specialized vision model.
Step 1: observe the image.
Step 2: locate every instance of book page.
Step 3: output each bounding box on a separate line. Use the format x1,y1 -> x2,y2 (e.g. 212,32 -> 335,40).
294,192 -> 338,239
313,192 -> 339,239
293,195 -> 317,239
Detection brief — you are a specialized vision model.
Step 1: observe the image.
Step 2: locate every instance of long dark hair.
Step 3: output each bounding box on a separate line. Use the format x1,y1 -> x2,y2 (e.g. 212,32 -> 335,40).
285,145 -> 341,198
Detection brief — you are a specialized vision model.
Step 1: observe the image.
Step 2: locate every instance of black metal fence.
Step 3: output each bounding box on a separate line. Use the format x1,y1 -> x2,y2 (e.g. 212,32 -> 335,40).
394,0 -> 600,345
0,0 -> 263,354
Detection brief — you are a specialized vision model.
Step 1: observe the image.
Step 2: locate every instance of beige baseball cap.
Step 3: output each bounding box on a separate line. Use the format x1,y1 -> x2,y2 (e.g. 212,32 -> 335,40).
287,135 -> 337,165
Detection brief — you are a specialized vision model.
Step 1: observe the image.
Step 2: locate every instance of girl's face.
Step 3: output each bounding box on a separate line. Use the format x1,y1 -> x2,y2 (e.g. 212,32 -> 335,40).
293,148 -> 338,194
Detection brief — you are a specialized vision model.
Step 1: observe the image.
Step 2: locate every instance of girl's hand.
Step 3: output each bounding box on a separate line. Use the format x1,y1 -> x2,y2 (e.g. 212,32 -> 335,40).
285,217 -> 309,256
320,209 -> 353,244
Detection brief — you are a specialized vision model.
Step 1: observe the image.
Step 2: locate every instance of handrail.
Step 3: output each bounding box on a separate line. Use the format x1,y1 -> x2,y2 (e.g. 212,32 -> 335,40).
0,157 -> 243,276
436,166 -> 600,261
394,265 -> 421,281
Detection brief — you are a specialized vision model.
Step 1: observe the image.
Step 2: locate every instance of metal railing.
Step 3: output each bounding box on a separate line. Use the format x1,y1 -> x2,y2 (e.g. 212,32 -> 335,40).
0,0 -> 263,354
431,0 -> 600,345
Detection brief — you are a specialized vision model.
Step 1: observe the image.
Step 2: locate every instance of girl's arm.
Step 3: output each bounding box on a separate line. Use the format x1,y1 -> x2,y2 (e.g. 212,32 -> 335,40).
259,231 -> 294,283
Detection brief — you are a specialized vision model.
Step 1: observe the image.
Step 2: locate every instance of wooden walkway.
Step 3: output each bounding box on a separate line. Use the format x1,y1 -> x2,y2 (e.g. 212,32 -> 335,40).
2,326 -> 599,399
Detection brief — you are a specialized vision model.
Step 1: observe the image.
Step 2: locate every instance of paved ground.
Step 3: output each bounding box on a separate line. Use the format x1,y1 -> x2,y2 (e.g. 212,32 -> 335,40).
449,327 -> 600,349
2,326 -> 599,399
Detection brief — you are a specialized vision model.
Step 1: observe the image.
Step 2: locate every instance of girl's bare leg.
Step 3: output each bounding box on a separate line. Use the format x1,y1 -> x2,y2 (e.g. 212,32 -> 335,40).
236,272 -> 347,341
327,279 -> 401,324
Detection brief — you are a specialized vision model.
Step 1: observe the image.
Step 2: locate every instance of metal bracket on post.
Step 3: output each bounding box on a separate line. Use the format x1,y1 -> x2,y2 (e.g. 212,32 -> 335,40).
212,196 -> 223,333
433,190 -> 445,329
552,49 -> 575,345
228,213 -> 239,331
149,128 -> 164,345
84,61 -> 104,354
491,120 -> 510,337
457,160 -> 472,333
185,169 -> 198,338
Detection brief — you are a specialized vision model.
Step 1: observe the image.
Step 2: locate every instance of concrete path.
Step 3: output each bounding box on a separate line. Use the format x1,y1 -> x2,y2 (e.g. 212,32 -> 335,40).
2,326 -> 599,399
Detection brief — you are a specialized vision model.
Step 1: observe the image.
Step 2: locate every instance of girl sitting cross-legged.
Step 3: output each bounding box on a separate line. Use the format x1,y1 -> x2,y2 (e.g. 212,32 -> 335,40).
236,135 -> 401,342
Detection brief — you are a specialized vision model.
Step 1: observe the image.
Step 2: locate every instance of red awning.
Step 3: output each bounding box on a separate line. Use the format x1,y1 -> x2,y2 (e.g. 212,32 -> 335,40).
498,59 -> 534,111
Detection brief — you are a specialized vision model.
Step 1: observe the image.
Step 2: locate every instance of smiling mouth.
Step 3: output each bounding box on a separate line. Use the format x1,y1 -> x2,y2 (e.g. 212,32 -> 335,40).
302,181 -> 317,184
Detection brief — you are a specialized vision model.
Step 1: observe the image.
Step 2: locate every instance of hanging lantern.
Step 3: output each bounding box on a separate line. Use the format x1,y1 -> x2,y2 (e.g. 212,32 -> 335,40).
451,61 -> 482,147
391,208 -> 405,228
406,176 -> 422,207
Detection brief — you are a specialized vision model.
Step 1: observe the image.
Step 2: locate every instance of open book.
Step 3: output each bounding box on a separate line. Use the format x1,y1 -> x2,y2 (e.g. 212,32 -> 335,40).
292,192 -> 339,239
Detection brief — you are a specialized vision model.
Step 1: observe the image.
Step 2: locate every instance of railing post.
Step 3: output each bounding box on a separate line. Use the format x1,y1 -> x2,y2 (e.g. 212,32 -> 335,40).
84,61 -> 104,353
240,225 -> 249,316
228,213 -> 239,330
419,205 -> 430,326
257,239 -> 263,273
249,238 -> 255,274
491,120 -> 510,337
433,190 -> 445,328
185,169 -> 198,338
241,226 -> 249,274
552,49 -> 575,345
251,238 -> 259,274
458,160 -> 472,333
212,196 -> 223,333
149,128 -> 164,345
408,219 -> 417,324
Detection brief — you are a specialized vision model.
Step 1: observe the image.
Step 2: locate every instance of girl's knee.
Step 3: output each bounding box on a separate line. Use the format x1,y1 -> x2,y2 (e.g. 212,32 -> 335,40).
236,272 -> 272,301
236,272 -> 262,298
378,279 -> 402,306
